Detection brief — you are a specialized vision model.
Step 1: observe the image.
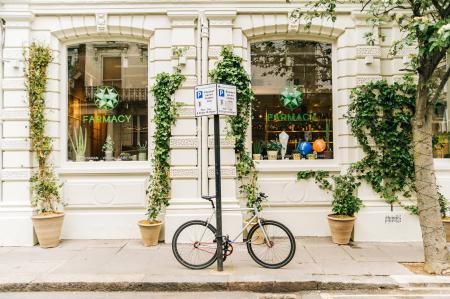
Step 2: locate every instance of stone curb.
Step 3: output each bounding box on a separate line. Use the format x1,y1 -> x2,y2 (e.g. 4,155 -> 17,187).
0,281 -> 398,293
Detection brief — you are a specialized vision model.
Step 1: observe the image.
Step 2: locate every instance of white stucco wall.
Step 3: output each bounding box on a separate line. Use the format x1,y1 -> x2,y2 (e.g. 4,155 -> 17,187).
0,0 -> 448,245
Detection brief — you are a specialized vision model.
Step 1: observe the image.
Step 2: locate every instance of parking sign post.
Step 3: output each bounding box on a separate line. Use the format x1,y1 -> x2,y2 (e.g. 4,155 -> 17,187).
194,83 -> 237,272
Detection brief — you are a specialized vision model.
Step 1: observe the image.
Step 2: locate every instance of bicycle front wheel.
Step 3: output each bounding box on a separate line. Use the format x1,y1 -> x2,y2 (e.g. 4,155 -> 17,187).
246,220 -> 296,269
172,220 -> 217,270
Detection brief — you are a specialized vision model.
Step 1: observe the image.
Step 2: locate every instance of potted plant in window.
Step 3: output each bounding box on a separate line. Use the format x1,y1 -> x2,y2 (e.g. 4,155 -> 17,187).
69,127 -> 87,162
252,140 -> 264,160
266,140 -> 282,160
292,141 -> 301,160
297,171 -> 363,244
102,135 -> 114,161
26,43 -> 65,248
323,119 -> 333,159
438,192 -> 450,242
433,133 -> 449,158
137,142 -> 148,161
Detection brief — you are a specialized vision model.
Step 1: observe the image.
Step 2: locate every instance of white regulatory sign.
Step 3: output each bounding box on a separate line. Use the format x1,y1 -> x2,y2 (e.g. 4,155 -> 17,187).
194,84 -> 237,117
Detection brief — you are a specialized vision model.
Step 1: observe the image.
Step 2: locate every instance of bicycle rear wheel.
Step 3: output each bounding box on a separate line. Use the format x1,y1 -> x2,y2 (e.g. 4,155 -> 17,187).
246,220 -> 296,269
172,220 -> 217,269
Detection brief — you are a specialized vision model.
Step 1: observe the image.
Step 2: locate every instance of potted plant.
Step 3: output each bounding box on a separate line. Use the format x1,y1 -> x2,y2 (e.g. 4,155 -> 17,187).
69,127 -> 87,162
297,171 -> 363,244
433,133 -> 449,158
137,142 -> 148,161
252,140 -> 264,160
102,135 -> 114,161
307,151 -> 318,160
26,43 -> 65,248
323,119 -> 333,159
438,192 -> 450,242
266,140 -> 282,160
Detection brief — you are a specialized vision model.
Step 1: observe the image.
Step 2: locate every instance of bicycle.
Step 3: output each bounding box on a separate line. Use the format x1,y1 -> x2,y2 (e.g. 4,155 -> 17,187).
172,195 -> 296,269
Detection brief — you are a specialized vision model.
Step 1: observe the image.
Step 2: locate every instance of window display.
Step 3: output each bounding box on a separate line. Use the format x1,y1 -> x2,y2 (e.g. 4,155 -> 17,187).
67,41 -> 148,162
251,40 -> 333,160
432,57 -> 450,158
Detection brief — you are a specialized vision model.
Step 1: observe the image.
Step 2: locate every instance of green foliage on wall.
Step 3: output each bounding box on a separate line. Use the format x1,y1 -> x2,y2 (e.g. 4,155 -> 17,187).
146,67 -> 185,221
347,78 -> 418,212
25,42 -> 63,213
209,47 -> 266,211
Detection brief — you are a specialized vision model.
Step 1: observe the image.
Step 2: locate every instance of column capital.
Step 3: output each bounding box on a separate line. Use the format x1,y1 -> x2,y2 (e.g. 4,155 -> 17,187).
1,11 -> 34,23
167,11 -> 198,28
204,10 -> 237,27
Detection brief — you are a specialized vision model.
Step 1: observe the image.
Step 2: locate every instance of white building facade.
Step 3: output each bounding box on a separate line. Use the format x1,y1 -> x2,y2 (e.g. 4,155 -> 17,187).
1,0 -> 449,246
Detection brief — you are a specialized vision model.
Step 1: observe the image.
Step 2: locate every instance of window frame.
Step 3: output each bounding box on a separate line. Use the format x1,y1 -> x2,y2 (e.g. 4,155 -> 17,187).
60,38 -> 151,171
247,37 -> 339,172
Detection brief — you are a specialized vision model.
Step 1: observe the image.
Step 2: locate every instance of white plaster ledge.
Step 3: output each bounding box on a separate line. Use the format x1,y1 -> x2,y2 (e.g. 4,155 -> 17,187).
58,162 -> 151,175
254,160 -> 341,173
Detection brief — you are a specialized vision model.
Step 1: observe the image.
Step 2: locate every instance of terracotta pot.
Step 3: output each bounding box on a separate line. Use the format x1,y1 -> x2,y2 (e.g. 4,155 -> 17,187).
138,220 -> 162,246
32,212 -> 65,248
327,214 -> 355,245
293,153 -> 301,160
267,151 -> 278,160
443,217 -> 450,242
253,154 -> 261,160
244,219 -> 265,245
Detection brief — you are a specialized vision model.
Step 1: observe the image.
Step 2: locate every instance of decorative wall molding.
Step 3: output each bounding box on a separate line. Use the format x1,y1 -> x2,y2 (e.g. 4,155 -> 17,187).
0,139 -> 30,150
0,109 -> 28,121
208,137 -> 235,148
167,11 -> 198,27
170,167 -> 199,178
1,169 -> 31,181
177,106 -> 195,117
356,76 -> 382,86
356,46 -> 381,58
208,166 -> 236,178
205,10 -> 237,27
208,47 -> 222,58
170,136 -> 198,149
96,13 -> 108,32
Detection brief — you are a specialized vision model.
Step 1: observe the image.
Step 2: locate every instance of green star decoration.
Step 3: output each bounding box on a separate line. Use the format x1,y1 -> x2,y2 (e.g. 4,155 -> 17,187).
280,86 -> 303,110
95,86 -> 119,110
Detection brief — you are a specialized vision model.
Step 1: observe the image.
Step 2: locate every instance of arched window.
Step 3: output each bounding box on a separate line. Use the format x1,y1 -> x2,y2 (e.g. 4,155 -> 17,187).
67,41 -> 148,162
251,40 -> 333,160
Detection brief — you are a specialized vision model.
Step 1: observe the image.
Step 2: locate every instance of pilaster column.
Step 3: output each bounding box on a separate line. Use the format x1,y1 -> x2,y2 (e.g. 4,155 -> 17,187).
163,11 -> 202,242
0,7 -> 36,246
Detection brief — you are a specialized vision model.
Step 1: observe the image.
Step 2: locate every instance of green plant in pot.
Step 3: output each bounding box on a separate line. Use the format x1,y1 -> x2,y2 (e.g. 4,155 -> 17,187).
102,135 -> 114,161
266,140 -> 282,160
323,119 -> 333,159
438,192 -> 450,242
297,171 -> 363,244
69,127 -> 87,162
137,141 -> 148,161
138,62 -> 186,246
26,43 -> 65,248
252,140 -> 265,160
292,141 -> 301,160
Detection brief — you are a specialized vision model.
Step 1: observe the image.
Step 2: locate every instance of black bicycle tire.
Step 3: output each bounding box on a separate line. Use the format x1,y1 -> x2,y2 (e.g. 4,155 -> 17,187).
246,220 -> 296,269
172,220 -> 218,270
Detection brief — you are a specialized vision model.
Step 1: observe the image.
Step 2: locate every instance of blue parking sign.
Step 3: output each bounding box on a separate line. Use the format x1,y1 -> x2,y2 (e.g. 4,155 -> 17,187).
218,89 -> 225,97
196,90 -> 203,99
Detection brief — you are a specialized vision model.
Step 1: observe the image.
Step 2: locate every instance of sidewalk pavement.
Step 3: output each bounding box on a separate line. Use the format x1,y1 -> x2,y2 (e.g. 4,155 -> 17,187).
1,237 -> 450,293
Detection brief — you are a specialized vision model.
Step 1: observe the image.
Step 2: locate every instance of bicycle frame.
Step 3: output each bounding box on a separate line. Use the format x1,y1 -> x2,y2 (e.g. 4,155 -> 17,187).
200,204 -> 271,245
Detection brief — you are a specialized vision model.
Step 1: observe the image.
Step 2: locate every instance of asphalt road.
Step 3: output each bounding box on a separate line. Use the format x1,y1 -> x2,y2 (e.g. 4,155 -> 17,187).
1,290 -> 450,299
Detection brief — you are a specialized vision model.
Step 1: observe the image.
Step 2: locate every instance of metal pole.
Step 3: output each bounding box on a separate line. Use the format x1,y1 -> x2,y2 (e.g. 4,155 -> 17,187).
213,114 -> 223,271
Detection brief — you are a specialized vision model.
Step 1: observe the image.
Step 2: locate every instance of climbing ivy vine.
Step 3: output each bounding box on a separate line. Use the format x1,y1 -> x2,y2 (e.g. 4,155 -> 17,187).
146,67 -> 185,221
347,78 -> 418,212
209,47 -> 266,211
25,42 -> 63,214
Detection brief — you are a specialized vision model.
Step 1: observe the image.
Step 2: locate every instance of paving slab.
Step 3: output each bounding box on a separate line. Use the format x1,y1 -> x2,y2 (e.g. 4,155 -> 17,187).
0,238 -> 447,293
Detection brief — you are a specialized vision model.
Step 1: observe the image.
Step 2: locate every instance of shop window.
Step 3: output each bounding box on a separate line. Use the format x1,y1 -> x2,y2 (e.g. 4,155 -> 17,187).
251,40 -> 333,160
432,55 -> 450,159
67,41 -> 148,162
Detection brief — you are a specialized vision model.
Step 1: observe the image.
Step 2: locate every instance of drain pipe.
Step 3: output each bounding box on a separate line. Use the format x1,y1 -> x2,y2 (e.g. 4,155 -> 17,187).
0,18 -> 5,202
200,12 -> 209,196
196,13 -> 202,196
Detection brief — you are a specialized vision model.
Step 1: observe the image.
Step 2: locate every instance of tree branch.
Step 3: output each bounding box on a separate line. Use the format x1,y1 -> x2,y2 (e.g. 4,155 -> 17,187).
431,0 -> 445,17
429,66 -> 450,108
